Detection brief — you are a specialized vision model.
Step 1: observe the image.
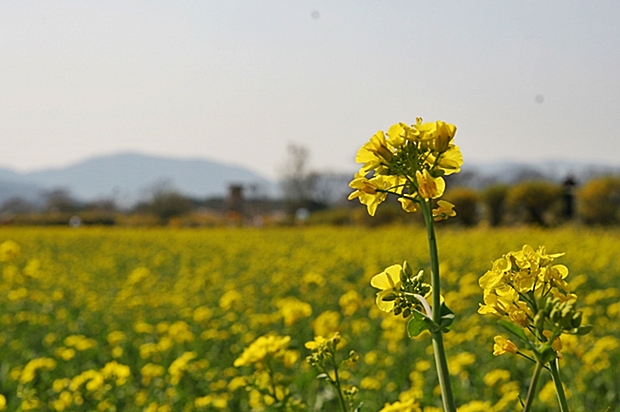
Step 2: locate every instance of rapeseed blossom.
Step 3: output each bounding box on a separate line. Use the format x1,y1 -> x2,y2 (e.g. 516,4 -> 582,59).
0,240 -> 20,262
19,358 -> 57,384
480,244 -> 593,410
277,297 -> 313,326
349,118 -> 462,216
492,336 -> 518,356
370,263 -> 431,318
234,334 -> 293,368
0,227 -> 617,410
479,246 -> 588,338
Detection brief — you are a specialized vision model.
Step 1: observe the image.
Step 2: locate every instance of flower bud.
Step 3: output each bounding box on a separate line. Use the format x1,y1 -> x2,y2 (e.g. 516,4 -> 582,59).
403,261 -> 414,278
534,311 -> 545,331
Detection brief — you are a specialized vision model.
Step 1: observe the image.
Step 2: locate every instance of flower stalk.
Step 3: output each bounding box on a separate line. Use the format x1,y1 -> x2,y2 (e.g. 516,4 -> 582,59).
550,360 -> 570,412
523,361 -> 544,412
420,198 -> 457,412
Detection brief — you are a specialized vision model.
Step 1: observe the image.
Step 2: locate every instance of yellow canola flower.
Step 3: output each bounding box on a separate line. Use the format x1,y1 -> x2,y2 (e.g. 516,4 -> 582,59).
478,256 -> 512,290
492,335 -> 518,356
219,289 -> 242,311
168,351 -> 197,385
370,264 -> 403,313
387,122 -> 419,147
101,361 -> 131,386
69,370 -> 98,391
141,363 -> 166,386
20,357 -> 57,384
54,347 -> 76,361
349,172 -> 380,195
313,310 -> 341,337
456,400 -> 493,412
107,331 -> 126,346
0,240 -> 20,262
483,369 -> 511,386
426,145 -> 463,176
305,332 -> 341,354
304,335 -> 329,352
379,398 -> 421,412
478,287 -> 533,327
356,131 -> 394,173
432,200 -> 456,221
434,120 -> 457,153
168,320 -> 195,344
349,174 -> 405,216
339,290 -> 362,316
276,297 -> 313,326
20,399 -> 40,411
64,335 -> 97,351
399,197 -> 418,213
52,378 -> 70,393
412,119 -> 439,142
193,306 -> 213,323
234,334 -> 291,367
415,169 -> 445,200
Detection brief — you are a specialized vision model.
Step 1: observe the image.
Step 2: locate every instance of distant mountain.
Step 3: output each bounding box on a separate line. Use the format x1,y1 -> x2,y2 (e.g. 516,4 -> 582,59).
0,176 -> 43,204
0,152 -> 276,207
1,155 -> 618,209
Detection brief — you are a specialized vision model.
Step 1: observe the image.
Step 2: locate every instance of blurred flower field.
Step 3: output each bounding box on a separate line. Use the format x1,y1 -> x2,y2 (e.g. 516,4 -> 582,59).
0,226 -> 618,411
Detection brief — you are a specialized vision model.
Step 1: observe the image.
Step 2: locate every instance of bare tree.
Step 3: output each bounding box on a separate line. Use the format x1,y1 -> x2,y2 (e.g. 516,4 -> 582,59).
280,144 -> 320,213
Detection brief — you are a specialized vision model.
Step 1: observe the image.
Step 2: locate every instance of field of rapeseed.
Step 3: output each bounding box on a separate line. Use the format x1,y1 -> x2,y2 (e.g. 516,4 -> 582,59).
0,226 -> 619,411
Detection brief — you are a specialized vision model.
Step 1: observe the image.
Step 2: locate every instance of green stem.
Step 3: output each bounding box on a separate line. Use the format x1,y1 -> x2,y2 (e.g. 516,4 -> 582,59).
330,354 -> 349,412
419,199 -> 456,412
523,361 -> 544,412
549,359 -> 570,412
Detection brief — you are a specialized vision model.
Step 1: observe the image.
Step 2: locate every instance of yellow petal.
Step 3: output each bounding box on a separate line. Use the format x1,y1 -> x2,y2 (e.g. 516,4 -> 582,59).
370,264 -> 402,290
375,291 -> 396,312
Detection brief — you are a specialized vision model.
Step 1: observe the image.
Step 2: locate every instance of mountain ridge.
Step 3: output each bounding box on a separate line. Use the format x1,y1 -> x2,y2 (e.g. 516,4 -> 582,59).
0,152 -> 276,207
0,153 -> 617,208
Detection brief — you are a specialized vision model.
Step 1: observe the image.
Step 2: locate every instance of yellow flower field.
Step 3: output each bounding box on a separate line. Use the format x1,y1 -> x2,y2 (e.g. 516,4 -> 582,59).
0,226 -> 618,411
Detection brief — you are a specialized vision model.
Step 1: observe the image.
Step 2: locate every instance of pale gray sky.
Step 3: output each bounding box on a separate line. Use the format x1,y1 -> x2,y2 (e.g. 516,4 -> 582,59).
1,1 -> 619,179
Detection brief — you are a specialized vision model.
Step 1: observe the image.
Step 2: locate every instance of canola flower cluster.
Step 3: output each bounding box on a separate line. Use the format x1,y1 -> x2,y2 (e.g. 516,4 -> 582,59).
0,227 -> 618,410
479,245 -> 589,360
349,119 -> 461,218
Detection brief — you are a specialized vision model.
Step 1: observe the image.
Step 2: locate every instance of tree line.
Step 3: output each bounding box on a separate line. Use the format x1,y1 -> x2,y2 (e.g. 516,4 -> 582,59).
0,143 -> 618,227
306,175 -> 620,228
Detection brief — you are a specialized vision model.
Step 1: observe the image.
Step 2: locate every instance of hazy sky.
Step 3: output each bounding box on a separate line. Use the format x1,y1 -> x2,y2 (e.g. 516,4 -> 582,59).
1,1 -> 619,179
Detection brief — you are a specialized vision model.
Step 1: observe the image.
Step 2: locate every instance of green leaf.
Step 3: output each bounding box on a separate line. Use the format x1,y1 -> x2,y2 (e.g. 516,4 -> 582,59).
315,373 -> 329,380
407,310 -> 430,337
499,320 -> 530,346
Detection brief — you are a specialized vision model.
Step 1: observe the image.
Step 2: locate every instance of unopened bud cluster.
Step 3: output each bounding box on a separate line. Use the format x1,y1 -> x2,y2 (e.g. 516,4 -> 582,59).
371,261 -> 432,318
391,265 -> 432,319
535,296 -> 590,337
305,332 -> 342,367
